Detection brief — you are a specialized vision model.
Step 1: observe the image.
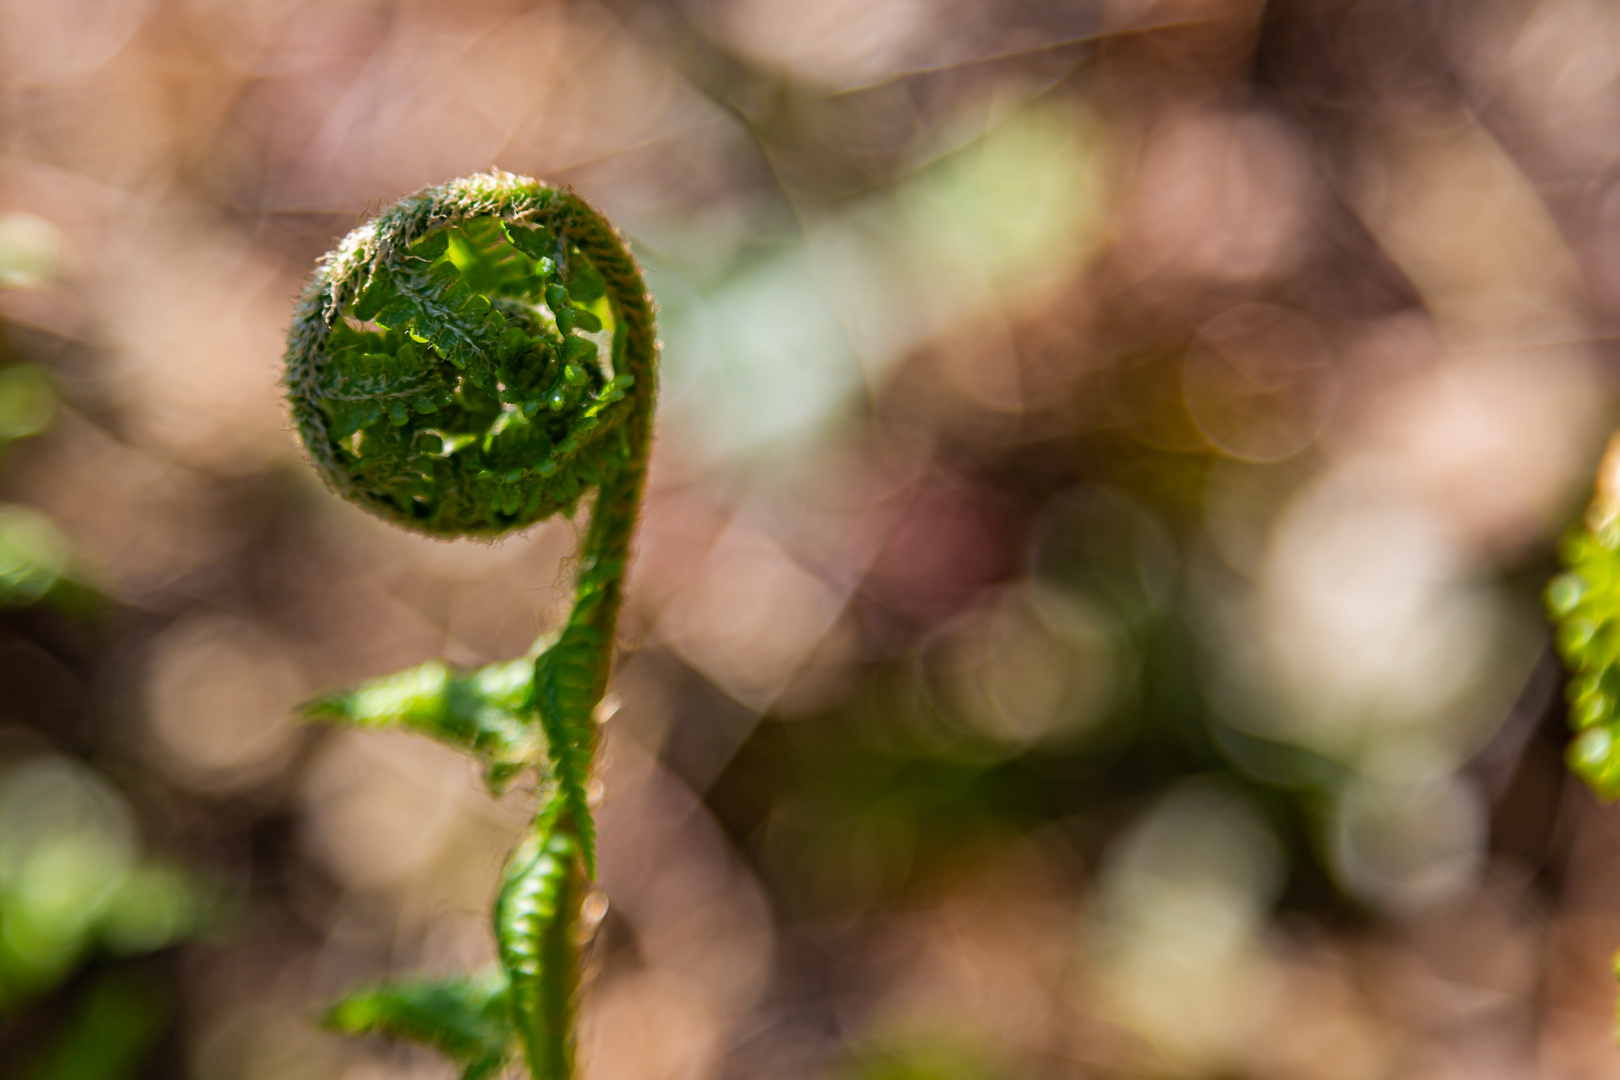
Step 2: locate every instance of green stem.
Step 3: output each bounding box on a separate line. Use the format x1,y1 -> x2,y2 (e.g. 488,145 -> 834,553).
529,190 -> 658,880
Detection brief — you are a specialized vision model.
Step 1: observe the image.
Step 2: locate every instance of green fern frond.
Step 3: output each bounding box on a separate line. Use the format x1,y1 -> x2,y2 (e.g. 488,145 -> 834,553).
315,323 -> 457,438
495,819 -> 581,1080
1551,436 -> 1620,798
284,172 -> 654,539
322,970 -> 514,1080
282,172 -> 657,1080
301,657 -> 540,794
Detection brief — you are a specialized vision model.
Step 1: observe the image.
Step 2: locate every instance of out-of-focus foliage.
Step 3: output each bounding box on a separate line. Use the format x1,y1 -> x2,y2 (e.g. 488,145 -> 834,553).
0,218 -> 212,1079
0,365 -> 68,606
1550,438 -> 1620,797
19,970 -> 172,1080
1,0 -> 1620,1077
0,756 -> 213,1010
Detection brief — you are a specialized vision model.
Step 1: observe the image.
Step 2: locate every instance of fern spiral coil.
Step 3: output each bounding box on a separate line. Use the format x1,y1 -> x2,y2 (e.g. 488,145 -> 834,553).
282,173 -> 656,1080
285,170 -> 654,537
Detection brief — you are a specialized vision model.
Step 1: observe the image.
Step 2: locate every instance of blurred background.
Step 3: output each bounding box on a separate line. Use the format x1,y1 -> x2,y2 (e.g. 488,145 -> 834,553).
0,0 -> 1618,1077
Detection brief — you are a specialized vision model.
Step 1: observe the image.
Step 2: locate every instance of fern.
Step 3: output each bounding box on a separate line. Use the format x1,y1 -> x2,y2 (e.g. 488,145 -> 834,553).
322,971 -> 515,1080
282,172 -> 656,1080
1549,437 -> 1620,798
495,822 -> 581,1080
300,657 -> 540,793
1548,436 -> 1620,1036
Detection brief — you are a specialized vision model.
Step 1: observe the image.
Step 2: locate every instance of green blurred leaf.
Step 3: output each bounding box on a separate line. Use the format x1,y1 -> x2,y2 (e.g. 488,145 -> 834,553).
1550,517 -> 1620,799
0,505 -> 70,606
0,757 -> 218,1013
0,366 -> 55,440
20,970 -> 170,1080
847,1044 -> 1004,1080
0,757 -> 134,1007
96,865 -> 217,956
0,214 -> 62,289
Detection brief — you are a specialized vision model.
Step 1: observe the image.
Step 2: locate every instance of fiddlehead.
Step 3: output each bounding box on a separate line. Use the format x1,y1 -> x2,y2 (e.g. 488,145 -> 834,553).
282,172 -> 656,1080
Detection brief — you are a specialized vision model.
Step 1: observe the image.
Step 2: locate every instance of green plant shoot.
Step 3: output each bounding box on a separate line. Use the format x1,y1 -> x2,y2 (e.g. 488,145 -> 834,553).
282,172 -> 657,1080
1549,435 -> 1620,798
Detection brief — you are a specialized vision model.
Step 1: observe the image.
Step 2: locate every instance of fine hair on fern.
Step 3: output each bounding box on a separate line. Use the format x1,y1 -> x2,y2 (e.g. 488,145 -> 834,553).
281,171 -> 656,1080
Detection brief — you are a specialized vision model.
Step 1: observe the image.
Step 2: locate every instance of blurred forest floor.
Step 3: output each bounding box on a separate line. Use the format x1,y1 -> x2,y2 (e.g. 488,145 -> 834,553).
2,0 -> 1620,1078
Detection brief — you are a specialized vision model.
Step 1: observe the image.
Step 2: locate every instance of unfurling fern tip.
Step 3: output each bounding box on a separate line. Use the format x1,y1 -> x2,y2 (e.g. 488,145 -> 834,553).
281,171 -> 656,1080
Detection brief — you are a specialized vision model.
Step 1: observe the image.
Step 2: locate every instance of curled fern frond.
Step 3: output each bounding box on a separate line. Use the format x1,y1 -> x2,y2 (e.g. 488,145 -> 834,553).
1550,435 -> 1620,798
285,172 -> 651,538
282,172 -> 656,1080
